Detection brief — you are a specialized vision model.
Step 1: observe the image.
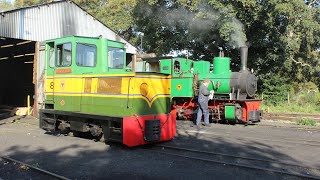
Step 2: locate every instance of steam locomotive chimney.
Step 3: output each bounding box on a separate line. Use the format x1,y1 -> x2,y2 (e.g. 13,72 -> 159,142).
218,47 -> 224,57
240,46 -> 248,71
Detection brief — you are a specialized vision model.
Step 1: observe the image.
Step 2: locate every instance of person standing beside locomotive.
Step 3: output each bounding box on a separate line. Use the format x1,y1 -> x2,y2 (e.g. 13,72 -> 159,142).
196,79 -> 213,127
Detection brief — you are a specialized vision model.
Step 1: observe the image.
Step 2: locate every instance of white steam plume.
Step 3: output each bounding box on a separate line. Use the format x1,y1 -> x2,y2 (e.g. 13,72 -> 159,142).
140,2 -> 247,48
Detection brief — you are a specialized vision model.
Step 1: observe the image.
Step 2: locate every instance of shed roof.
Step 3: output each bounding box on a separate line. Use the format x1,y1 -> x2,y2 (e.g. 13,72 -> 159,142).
0,0 -> 137,54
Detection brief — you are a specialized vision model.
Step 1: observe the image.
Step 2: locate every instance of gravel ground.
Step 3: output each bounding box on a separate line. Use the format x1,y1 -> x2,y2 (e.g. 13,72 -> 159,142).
175,120 -> 320,168
0,116 -> 319,179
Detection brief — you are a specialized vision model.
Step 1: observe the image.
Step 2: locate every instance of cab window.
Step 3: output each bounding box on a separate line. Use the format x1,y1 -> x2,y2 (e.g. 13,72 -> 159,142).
108,47 -> 124,69
76,43 -> 97,67
145,62 -> 160,72
56,43 -> 72,67
174,61 -> 180,73
47,42 -> 55,68
190,62 -> 194,73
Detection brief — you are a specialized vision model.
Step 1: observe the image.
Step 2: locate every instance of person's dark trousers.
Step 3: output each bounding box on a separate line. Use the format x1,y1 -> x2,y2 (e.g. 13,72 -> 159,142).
196,101 -> 209,125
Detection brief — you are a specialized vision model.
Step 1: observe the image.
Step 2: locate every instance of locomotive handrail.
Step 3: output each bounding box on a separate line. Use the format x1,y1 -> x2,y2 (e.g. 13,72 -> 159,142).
126,77 -> 132,108
135,71 -> 170,76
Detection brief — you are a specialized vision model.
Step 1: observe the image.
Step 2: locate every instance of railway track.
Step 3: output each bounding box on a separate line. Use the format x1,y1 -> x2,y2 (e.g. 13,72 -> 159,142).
3,116 -> 320,147
147,144 -> 320,180
256,123 -> 320,131
263,113 -> 320,122
0,156 -> 70,180
179,129 -> 320,147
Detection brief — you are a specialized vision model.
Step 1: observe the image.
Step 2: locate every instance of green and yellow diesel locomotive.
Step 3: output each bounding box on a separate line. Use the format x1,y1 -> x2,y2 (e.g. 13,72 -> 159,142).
39,36 -> 176,147
141,47 -> 262,124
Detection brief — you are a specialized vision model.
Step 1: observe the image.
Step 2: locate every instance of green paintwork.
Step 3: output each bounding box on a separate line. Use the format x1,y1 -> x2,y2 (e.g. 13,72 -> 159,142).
153,56 -> 234,98
170,58 -> 195,98
210,73 -> 232,93
208,57 -> 232,93
193,61 -> 210,74
213,57 -> 230,74
171,78 -> 194,98
44,36 -> 171,118
46,95 -> 170,117
171,58 -> 194,78
45,36 -> 130,77
225,105 -> 236,120
159,59 -> 172,74
192,57 -> 231,94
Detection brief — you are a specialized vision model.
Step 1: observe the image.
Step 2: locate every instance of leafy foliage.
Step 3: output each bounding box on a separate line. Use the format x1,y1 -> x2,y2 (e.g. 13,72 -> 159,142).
261,81 -> 320,113
133,0 -> 248,60
14,0 -> 51,8
133,0 -> 320,92
73,0 -> 137,42
290,81 -> 320,105
0,0 -> 13,11
261,103 -> 320,114
10,0 -> 320,99
297,118 -> 317,126
260,74 -> 291,105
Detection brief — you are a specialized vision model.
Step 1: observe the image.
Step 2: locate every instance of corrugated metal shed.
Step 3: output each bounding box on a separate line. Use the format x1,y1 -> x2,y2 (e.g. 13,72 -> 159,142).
0,0 -> 137,54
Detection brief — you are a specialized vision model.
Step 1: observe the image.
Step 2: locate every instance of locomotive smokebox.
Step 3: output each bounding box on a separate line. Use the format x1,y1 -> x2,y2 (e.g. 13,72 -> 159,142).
240,46 -> 248,71
229,45 -> 257,99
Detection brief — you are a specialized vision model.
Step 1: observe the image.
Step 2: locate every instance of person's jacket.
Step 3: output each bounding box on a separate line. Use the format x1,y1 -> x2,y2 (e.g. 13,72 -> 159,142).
198,83 -> 210,103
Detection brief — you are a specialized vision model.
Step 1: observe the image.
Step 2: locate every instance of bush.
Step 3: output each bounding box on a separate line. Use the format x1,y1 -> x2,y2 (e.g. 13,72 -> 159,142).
260,103 -> 320,114
260,81 -> 320,113
260,74 -> 291,106
297,118 -> 317,126
290,82 -> 320,105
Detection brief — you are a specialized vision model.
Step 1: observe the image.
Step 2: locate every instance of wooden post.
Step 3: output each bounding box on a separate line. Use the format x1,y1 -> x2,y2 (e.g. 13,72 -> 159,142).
33,41 -> 40,117
287,92 -> 290,104
132,54 -> 136,72
27,95 -> 30,115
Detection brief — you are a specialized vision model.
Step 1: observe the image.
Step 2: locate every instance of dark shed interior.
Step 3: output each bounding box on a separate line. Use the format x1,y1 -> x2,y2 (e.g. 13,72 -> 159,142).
0,36 -> 35,108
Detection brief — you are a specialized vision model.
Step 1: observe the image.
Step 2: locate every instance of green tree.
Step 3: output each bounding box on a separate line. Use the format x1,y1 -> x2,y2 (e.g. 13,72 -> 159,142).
14,0 -> 52,8
250,0 -> 320,84
74,0 -> 137,42
12,0 -> 320,91
0,0 -> 13,11
305,0 -> 320,8
133,0 -> 320,89
133,0 -> 248,59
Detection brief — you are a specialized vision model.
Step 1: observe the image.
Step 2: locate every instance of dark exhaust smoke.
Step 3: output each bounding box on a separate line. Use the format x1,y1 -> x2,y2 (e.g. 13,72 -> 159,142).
240,46 -> 248,71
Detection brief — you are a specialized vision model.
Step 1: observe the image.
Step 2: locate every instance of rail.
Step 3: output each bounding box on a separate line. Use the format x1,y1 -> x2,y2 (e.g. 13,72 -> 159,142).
0,156 -> 70,180
263,113 -> 320,122
145,145 -> 320,180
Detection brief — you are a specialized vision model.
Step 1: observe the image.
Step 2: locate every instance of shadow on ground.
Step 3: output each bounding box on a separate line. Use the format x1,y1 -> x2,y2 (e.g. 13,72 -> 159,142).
1,121 -> 316,180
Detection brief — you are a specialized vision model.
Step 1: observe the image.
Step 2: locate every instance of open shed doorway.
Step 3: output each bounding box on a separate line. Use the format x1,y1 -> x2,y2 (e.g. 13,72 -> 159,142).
0,36 -> 36,118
